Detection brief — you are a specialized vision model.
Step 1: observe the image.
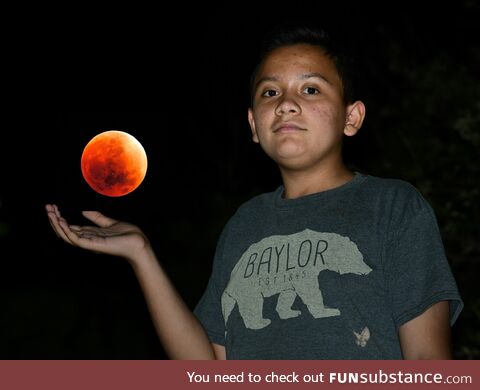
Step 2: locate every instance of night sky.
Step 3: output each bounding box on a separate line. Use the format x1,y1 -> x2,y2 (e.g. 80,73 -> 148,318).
1,2 -> 479,358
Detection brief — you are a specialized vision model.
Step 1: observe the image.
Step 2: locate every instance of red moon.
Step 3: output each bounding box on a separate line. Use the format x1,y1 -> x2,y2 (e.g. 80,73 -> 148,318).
81,130 -> 148,197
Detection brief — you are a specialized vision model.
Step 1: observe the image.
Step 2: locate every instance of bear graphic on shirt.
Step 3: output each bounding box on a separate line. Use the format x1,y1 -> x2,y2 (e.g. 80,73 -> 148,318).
221,229 -> 372,330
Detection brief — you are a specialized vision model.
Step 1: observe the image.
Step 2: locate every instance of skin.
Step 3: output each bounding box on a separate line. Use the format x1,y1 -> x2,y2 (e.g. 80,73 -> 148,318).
399,301 -> 452,359
46,43 -> 451,360
248,43 -> 365,199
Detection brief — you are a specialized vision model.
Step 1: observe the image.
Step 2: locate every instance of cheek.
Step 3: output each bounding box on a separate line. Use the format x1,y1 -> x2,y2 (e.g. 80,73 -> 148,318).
311,104 -> 345,129
253,108 -> 272,130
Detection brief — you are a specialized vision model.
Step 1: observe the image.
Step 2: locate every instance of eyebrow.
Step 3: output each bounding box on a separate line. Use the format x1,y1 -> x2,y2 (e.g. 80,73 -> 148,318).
254,72 -> 332,91
300,72 -> 332,85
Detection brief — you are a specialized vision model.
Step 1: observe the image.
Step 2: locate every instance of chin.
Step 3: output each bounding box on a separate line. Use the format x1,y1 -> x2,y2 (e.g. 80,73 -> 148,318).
275,156 -> 313,171
273,147 -> 308,161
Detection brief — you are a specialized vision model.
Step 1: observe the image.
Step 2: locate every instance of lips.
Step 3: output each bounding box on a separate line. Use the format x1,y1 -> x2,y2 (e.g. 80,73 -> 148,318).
273,123 -> 306,133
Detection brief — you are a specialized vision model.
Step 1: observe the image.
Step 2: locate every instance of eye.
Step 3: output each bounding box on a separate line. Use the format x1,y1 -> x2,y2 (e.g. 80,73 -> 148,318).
262,89 -> 279,97
303,86 -> 320,95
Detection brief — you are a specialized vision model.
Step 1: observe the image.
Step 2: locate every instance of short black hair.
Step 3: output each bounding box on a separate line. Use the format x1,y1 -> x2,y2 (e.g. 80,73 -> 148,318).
250,24 -> 356,105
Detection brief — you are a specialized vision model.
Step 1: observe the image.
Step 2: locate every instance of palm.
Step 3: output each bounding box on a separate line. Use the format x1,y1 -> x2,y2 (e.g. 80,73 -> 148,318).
73,221 -> 147,257
46,204 -> 149,261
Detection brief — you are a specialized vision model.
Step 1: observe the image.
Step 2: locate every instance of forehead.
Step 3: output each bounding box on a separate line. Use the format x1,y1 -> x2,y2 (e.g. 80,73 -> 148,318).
255,44 -> 341,86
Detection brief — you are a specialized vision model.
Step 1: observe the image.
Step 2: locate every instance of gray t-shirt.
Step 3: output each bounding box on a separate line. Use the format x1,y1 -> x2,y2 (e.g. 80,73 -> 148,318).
194,173 -> 463,359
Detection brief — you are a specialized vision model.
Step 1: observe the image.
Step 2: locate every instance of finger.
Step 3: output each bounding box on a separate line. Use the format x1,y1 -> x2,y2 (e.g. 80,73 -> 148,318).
46,205 -> 60,237
69,225 -> 103,235
47,210 -> 75,245
58,218 -> 106,252
53,204 -> 62,219
57,218 -> 84,244
68,226 -> 97,236
82,211 -> 117,228
46,206 -> 62,236
57,217 -> 76,246
47,213 -> 62,239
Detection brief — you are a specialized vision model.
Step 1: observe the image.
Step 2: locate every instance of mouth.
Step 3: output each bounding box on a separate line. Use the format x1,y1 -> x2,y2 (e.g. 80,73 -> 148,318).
273,123 -> 306,134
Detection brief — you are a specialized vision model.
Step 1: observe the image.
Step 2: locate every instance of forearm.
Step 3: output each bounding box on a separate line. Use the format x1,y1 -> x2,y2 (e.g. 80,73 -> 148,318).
130,247 -> 216,360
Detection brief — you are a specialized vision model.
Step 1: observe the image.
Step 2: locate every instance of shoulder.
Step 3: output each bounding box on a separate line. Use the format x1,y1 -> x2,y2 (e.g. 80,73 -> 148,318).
237,189 -> 277,213
364,174 -> 421,198
223,188 -> 278,229
362,173 -> 435,225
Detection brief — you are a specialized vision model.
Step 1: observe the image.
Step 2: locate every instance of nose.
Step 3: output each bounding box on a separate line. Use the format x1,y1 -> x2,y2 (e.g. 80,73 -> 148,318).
275,95 -> 301,116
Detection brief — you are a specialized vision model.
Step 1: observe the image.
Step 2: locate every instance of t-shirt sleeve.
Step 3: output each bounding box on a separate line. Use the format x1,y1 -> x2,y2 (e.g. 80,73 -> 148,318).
385,191 -> 463,330
193,224 -> 230,346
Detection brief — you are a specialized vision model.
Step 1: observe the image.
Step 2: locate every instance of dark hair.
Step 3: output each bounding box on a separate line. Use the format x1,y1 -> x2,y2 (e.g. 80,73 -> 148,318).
250,24 -> 356,105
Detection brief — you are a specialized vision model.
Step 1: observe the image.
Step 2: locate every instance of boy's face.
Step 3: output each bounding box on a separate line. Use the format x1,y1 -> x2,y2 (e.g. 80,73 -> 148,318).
248,43 -> 363,172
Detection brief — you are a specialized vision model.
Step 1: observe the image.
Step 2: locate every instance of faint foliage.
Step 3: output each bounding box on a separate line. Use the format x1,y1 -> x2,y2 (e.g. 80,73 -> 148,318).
370,39 -> 480,264
454,297 -> 480,359
453,101 -> 480,147
362,29 -> 480,358
0,223 -> 8,236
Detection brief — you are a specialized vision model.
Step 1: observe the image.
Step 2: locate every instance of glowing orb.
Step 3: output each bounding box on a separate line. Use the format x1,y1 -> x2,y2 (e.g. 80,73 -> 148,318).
81,130 -> 148,197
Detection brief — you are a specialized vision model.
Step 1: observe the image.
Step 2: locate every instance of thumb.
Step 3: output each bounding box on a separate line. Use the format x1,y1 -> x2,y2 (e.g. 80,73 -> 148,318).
82,211 -> 117,228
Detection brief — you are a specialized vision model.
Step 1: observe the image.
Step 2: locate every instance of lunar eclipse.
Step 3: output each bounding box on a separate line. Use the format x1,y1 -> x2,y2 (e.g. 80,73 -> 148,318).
81,130 -> 148,197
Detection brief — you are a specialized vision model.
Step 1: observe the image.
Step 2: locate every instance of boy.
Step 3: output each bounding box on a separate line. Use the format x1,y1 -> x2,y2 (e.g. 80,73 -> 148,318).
46,25 -> 462,359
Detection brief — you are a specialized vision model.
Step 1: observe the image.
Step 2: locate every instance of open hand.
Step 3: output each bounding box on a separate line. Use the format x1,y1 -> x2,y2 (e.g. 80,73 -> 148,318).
46,204 -> 150,262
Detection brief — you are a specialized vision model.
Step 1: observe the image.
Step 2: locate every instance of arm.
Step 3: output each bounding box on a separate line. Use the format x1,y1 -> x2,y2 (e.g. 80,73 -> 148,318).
46,204 -> 218,360
212,343 -> 226,359
130,246 -> 217,359
398,301 -> 452,359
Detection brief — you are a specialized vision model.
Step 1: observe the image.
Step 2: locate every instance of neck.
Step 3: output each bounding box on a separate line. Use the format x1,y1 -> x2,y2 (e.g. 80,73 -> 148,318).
279,161 -> 355,199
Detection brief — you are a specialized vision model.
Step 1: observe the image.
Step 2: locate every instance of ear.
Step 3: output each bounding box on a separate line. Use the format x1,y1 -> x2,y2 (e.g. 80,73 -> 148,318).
248,108 -> 260,143
344,101 -> 366,136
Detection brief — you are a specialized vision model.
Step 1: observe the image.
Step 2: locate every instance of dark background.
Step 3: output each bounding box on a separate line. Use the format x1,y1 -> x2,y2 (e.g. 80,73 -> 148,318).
1,1 -> 479,358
